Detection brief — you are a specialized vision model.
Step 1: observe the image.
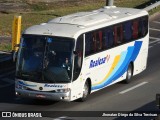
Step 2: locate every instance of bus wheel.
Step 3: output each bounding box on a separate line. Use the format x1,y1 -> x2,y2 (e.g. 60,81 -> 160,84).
124,63 -> 133,83
79,81 -> 89,102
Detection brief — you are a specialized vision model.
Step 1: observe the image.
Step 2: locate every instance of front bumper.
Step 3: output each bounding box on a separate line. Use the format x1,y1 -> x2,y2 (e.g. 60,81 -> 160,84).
15,88 -> 71,102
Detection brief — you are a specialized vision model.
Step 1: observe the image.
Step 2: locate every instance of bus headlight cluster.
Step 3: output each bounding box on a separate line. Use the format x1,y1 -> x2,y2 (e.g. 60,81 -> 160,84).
55,88 -> 70,93
16,84 -> 27,90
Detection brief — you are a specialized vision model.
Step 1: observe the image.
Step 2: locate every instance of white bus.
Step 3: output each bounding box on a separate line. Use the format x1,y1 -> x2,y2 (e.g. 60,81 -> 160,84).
15,6 -> 149,101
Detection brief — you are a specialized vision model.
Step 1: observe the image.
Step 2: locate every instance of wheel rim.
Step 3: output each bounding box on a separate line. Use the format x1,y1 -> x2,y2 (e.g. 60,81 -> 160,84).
127,65 -> 132,80
83,83 -> 88,98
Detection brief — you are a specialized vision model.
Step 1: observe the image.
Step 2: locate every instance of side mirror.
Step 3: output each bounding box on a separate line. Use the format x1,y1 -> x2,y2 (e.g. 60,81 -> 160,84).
15,44 -> 20,47
73,51 -> 78,55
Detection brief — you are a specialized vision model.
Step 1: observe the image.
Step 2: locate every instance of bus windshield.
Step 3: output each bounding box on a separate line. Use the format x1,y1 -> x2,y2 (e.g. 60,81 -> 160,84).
16,35 -> 74,83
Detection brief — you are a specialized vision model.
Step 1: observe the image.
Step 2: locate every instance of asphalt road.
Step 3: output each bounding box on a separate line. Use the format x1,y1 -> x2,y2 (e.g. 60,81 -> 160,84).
0,13 -> 160,120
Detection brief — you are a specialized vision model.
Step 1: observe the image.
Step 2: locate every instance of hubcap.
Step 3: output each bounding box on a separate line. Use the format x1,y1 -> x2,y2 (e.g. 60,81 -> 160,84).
127,66 -> 132,80
83,83 -> 88,98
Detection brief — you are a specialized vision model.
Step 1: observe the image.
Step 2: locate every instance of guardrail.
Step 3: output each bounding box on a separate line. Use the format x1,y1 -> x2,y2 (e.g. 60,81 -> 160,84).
143,1 -> 160,11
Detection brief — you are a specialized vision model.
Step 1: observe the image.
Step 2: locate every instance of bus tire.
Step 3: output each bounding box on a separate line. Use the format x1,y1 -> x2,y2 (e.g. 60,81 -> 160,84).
124,63 -> 133,83
79,81 -> 89,102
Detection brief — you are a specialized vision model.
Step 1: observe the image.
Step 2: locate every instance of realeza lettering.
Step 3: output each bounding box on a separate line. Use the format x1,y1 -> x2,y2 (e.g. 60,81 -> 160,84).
89,55 -> 110,68
89,57 -> 106,68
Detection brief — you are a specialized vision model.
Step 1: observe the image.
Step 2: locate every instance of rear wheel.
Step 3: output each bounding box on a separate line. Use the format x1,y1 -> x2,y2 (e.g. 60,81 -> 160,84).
79,81 -> 89,102
124,63 -> 133,83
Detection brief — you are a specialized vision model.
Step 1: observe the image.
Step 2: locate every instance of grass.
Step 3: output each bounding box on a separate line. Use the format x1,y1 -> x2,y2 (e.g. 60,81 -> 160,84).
115,0 -> 150,8
0,0 -> 159,51
149,6 -> 160,15
0,0 -> 152,36
0,43 -> 11,51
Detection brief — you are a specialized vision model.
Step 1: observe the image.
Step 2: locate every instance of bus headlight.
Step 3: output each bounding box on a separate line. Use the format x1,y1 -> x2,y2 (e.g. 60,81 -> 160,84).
15,83 -> 27,90
55,88 -> 70,93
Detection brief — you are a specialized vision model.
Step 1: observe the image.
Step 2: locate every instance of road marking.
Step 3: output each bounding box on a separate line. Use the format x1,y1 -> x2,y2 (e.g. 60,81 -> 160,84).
119,82 -> 148,94
153,21 -> 160,24
54,116 -> 68,120
0,71 -> 15,78
149,37 -> 160,44
149,28 -> 160,32
150,36 -> 160,41
149,46 -> 153,49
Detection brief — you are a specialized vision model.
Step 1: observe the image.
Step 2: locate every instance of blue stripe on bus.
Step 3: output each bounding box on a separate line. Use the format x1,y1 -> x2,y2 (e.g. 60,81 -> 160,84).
91,41 -> 142,91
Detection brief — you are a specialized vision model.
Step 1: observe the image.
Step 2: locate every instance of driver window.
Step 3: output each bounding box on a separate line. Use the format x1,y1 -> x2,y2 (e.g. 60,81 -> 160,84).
73,35 -> 84,81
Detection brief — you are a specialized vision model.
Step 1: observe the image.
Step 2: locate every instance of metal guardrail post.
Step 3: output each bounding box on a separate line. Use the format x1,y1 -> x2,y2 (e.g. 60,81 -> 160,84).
106,0 -> 114,6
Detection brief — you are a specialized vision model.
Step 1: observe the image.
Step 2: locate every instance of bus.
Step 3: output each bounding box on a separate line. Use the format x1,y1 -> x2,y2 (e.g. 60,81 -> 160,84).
15,6 -> 149,102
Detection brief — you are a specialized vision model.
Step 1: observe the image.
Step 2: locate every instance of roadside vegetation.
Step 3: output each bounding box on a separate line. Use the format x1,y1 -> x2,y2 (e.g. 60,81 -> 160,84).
149,6 -> 160,15
0,0 -> 159,51
0,43 -> 11,51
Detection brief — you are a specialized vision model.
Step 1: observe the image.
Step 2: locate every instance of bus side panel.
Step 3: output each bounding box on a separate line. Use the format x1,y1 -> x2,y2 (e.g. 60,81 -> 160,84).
133,35 -> 149,76
84,40 -> 145,93
70,77 -> 84,101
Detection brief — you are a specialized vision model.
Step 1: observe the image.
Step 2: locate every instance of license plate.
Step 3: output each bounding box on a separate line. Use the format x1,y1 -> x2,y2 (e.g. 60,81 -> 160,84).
36,94 -> 46,98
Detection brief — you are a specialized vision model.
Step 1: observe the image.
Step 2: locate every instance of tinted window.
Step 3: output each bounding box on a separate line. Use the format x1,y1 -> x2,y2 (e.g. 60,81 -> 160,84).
132,19 -> 139,39
139,16 -> 148,37
123,21 -> 132,42
85,15 -> 148,57
73,35 -> 83,80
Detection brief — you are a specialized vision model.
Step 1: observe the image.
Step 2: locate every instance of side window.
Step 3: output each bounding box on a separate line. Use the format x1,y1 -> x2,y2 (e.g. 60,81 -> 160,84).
97,30 -> 103,51
139,16 -> 148,37
92,32 -> 97,52
132,19 -> 139,39
105,27 -> 114,48
123,21 -> 132,42
143,16 -> 148,36
118,25 -> 123,44
114,26 -> 118,46
85,32 -> 92,56
139,18 -> 144,38
85,30 -> 103,56
102,29 -> 108,50
73,35 -> 83,81
114,25 -> 123,45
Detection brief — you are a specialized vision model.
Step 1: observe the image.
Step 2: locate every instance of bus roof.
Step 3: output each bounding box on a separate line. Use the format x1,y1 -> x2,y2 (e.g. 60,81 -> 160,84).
23,6 -> 148,39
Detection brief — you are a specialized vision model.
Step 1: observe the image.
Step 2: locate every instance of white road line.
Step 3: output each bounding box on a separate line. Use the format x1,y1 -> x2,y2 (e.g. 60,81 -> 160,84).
119,82 -> 148,94
153,21 -> 160,24
54,116 -> 68,120
150,36 -> 160,41
149,37 -> 160,44
149,46 -> 153,49
149,40 -> 159,44
149,39 -> 160,44
149,28 -> 160,32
